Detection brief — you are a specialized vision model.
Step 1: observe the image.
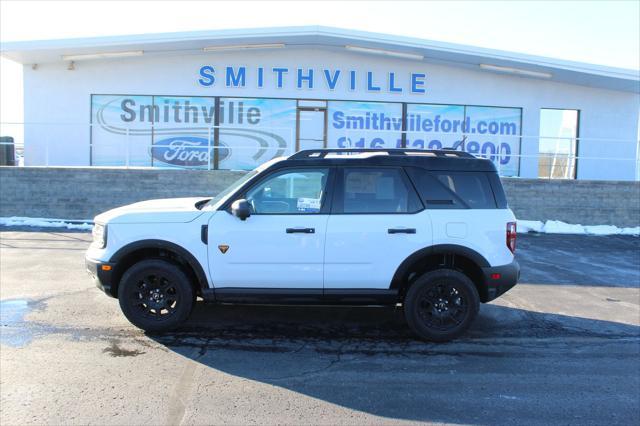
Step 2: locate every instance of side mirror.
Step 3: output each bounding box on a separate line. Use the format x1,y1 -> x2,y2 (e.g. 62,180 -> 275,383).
231,199 -> 251,221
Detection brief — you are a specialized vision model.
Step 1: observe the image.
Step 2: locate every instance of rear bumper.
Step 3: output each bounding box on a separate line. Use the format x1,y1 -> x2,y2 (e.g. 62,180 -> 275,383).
85,256 -> 117,298
482,259 -> 520,302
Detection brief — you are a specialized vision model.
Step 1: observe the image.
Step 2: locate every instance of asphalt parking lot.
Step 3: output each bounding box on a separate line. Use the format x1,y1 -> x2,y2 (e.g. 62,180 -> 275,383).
1,230 -> 639,425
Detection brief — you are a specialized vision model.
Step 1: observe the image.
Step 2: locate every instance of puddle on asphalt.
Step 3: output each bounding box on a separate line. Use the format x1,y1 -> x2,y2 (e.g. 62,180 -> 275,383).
0,297 -> 106,348
0,297 -> 150,351
0,298 -> 47,347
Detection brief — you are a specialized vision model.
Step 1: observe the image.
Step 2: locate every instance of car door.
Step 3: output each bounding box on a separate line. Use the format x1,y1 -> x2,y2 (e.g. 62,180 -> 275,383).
324,167 -> 432,290
208,167 -> 333,289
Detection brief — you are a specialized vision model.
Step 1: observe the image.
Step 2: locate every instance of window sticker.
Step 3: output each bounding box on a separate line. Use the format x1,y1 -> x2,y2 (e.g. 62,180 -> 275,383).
296,197 -> 321,212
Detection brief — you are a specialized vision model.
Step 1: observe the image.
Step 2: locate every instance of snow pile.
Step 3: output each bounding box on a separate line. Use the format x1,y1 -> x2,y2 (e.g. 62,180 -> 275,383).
542,220 -> 588,234
516,220 -> 545,233
517,219 -> 639,236
0,217 -> 93,231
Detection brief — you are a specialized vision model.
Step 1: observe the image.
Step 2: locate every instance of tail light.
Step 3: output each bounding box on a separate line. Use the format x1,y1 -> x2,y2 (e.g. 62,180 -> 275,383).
506,222 -> 517,254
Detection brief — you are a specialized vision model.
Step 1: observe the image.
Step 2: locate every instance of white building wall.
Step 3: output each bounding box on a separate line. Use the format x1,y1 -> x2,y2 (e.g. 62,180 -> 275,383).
23,47 -> 640,179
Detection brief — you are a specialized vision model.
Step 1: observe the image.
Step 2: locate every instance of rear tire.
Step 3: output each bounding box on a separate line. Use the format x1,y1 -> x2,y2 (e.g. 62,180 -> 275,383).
404,269 -> 479,342
118,259 -> 195,332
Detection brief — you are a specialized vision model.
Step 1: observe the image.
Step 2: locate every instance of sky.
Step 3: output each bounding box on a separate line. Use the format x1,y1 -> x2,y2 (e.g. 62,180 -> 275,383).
1,0 -> 639,125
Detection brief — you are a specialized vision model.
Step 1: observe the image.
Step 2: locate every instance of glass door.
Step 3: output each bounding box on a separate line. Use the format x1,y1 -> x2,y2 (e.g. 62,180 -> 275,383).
297,107 -> 327,151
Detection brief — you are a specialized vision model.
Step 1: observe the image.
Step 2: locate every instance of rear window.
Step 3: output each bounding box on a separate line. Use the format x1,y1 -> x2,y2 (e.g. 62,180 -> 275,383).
406,168 -> 497,209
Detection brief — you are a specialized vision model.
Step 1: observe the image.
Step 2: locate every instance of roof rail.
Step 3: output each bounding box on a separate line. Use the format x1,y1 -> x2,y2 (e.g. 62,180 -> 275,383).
289,148 -> 475,160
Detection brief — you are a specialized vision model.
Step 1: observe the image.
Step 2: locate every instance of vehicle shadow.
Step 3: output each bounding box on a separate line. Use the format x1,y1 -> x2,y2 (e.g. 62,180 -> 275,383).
147,302 -> 640,424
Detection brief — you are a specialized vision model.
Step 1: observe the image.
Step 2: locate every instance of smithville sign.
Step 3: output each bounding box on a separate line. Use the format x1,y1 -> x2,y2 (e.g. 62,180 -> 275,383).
197,66 -> 427,94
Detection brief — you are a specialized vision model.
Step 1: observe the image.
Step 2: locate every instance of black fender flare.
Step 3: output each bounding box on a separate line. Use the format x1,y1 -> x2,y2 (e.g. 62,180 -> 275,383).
389,244 -> 490,289
109,239 -> 210,293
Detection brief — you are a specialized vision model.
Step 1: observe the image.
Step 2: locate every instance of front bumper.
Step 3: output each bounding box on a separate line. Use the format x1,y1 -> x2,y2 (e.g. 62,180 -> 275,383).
85,257 -> 117,298
482,259 -> 520,302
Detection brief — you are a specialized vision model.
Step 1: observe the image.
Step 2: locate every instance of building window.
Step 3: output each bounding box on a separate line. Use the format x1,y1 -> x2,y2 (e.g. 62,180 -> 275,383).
90,94 -> 522,175
327,101 -> 403,150
405,104 -> 522,177
151,96 -> 216,169
218,98 -> 297,170
91,95 -> 155,167
538,109 -> 579,179
91,95 -> 297,170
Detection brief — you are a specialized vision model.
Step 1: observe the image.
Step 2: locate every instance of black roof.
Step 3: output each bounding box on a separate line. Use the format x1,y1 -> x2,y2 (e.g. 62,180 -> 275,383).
279,149 -> 497,172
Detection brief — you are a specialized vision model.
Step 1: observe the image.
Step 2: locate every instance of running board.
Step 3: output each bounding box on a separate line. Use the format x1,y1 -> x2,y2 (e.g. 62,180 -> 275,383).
204,288 -> 399,305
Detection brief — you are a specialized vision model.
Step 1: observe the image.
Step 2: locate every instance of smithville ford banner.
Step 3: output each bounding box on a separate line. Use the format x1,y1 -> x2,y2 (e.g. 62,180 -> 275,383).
89,67 -> 521,174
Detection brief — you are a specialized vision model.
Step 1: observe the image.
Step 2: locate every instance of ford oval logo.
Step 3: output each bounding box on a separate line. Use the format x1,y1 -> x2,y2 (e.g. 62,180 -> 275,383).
151,137 -> 230,167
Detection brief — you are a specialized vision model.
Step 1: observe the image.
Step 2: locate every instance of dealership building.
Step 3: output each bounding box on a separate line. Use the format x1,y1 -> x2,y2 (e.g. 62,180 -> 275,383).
1,26 -> 639,180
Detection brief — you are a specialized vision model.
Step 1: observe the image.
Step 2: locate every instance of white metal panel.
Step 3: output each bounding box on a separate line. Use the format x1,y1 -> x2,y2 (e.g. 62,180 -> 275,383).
4,26 -> 638,92
93,197 -> 208,224
298,100 -> 328,108
208,211 -> 329,288
427,209 -> 516,267
85,213 -> 214,287
323,211 -> 432,289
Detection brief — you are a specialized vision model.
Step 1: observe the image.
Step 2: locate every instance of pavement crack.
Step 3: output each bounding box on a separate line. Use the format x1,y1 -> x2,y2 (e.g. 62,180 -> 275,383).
291,340 -> 309,354
265,342 -> 346,381
166,350 -> 200,426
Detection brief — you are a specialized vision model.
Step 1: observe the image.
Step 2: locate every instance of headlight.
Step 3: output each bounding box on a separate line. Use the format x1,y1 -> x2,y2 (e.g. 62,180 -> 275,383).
92,223 -> 107,248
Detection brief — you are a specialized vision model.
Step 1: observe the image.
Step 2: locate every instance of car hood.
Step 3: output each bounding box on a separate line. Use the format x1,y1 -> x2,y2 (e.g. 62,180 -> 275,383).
94,197 -> 210,224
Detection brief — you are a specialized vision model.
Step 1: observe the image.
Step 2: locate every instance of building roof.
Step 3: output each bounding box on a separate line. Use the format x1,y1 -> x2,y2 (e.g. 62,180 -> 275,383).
2,25 -> 639,93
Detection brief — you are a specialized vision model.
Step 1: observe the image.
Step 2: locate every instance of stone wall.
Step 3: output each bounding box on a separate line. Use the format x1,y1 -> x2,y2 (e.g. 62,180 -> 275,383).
0,167 -> 245,219
501,178 -> 639,227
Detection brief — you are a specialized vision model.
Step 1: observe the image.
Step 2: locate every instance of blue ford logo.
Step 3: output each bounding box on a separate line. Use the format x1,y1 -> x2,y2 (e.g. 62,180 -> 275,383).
151,137 -> 230,167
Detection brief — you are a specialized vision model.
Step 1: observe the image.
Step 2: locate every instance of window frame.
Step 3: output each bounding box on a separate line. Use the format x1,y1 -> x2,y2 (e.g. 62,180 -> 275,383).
331,166 -> 425,215
232,166 -> 335,215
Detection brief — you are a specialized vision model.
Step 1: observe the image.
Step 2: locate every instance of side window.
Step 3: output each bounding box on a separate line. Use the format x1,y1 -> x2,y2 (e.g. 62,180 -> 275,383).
406,168 -> 497,209
341,168 -> 422,214
245,168 -> 329,214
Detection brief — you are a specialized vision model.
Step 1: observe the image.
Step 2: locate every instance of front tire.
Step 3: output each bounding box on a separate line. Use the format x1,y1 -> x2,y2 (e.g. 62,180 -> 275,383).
118,259 -> 195,332
404,269 -> 480,342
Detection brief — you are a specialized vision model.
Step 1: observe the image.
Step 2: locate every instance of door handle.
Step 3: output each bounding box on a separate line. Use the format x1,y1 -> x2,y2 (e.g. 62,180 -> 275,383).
286,227 -> 315,234
388,228 -> 416,234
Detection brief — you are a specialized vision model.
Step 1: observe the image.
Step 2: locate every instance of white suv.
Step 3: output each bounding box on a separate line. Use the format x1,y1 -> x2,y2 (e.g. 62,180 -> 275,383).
86,149 -> 519,341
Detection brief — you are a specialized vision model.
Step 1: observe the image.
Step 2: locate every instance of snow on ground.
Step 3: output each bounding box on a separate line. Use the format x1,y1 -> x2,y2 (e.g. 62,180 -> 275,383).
0,217 -> 93,231
517,220 -> 639,236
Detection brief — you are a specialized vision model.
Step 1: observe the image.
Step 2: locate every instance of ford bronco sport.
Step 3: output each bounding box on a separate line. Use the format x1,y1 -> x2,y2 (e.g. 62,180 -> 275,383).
86,148 -> 519,341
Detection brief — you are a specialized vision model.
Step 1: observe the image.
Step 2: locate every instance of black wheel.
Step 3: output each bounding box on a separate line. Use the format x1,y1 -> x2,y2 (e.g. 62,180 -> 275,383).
404,269 -> 479,342
118,259 -> 195,332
